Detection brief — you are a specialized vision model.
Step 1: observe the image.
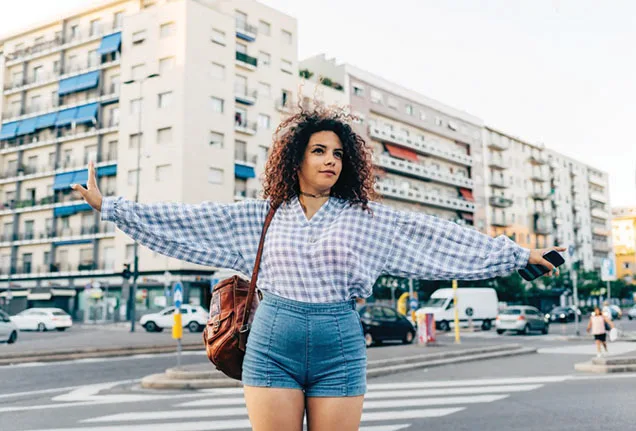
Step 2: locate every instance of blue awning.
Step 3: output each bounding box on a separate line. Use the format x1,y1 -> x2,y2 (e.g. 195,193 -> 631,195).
234,164 -> 256,179
75,203 -> 92,212
53,239 -> 93,246
71,169 -> 89,185
16,117 -> 37,136
58,76 -> 79,96
97,32 -> 122,55
53,203 -> 92,218
0,122 -> 20,140
97,164 -> 117,177
35,112 -> 58,130
74,71 -> 100,93
74,103 -> 98,125
52,172 -> 76,190
55,108 -> 78,127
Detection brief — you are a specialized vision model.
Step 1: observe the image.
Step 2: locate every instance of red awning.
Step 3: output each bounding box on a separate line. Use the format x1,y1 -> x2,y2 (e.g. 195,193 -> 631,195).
459,188 -> 474,202
385,144 -> 419,162
460,212 -> 474,221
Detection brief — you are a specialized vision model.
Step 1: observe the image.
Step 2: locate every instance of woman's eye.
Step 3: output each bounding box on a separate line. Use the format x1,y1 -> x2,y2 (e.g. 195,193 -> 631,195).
334,152 -> 343,159
313,148 -> 323,154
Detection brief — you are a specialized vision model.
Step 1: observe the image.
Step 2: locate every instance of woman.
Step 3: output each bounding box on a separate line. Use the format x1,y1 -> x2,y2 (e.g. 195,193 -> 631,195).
72,106 -> 563,431
587,306 -> 614,357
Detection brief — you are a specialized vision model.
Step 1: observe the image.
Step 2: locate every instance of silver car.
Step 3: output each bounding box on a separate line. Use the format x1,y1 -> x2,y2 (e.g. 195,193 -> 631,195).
496,306 -> 549,335
0,310 -> 18,344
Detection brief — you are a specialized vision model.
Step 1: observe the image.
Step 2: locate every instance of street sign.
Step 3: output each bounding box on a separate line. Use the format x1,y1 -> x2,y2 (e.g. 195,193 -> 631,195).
173,281 -> 183,308
568,245 -> 575,257
409,298 -> 418,310
601,258 -> 617,282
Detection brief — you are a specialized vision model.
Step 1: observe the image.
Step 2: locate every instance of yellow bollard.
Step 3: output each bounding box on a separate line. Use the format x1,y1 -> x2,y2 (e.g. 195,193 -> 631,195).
453,280 -> 460,344
172,312 -> 183,339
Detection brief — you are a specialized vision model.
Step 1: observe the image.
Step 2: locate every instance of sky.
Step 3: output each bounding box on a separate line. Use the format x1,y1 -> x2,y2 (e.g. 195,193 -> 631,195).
1,0 -> 635,207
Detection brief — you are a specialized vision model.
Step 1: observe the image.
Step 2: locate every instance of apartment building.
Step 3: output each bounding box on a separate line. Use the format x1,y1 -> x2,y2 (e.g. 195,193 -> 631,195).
612,207 -> 636,283
0,0 -> 298,318
300,54 -> 485,231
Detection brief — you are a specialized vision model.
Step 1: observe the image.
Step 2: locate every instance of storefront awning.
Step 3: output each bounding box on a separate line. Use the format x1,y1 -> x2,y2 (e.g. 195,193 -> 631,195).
385,144 -> 419,162
459,188 -> 474,202
97,32 -> 122,55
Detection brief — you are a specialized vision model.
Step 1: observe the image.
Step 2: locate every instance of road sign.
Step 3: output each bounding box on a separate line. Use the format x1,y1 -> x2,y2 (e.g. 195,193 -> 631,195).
601,258 -> 617,282
173,281 -> 183,308
568,245 -> 575,257
409,298 -> 418,310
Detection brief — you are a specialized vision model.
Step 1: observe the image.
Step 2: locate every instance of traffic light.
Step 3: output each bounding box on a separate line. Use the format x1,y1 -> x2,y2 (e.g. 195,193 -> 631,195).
122,263 -> 132,280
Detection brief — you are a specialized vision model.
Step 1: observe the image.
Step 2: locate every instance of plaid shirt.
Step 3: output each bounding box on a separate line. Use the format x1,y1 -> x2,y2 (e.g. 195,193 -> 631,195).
101,195 -> 530,303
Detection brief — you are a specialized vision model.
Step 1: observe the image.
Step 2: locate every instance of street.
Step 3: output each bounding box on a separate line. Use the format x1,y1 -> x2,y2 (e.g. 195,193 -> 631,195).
2,320 -> 636,430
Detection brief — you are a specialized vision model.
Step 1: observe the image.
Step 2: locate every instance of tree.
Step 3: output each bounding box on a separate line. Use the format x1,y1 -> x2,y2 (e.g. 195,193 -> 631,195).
299,69 -> 314,79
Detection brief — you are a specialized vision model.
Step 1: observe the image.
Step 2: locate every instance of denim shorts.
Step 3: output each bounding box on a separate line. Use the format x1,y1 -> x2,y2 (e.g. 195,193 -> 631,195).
242,291 -> 367,397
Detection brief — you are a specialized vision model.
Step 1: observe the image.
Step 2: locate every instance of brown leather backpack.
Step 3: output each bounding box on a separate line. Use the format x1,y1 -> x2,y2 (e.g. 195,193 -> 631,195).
203,205 -> 277,380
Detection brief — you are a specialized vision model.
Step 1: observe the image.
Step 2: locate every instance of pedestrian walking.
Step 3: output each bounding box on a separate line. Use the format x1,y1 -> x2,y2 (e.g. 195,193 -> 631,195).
587,306 -> 614,357
72,105 -> 563,431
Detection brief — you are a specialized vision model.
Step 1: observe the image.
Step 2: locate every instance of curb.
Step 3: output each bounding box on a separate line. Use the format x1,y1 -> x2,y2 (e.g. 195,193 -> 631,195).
140,344 -> 536,390
0,344 -> 204,366
575,355 -> 636,374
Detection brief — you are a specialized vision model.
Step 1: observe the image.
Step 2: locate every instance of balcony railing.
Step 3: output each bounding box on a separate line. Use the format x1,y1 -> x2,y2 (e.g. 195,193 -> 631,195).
588,174 -> 605,187
491,215 -> 512,227
234,189 -> 259,200
591,208 -> 609,219
374,154 -> 473,188
530,188 -> 550,200
234,86 -> 258,105
235,21 -> 258,41
489,176 -> 511,188
530,168 -> 549,182
535,217 -> 551,234
375,180 -> 475,213
234,152 -> 258,164
487,136 -> 509,151
234,119 -> 258,135
590,192 -> 607,204
529,150 -> 548,165
488,154 -> 509,169
489,195 -> 513,208
235,51 -> 258,68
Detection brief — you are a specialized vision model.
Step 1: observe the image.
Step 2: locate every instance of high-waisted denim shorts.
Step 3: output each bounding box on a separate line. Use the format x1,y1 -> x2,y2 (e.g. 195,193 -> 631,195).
242,291 -> 367,397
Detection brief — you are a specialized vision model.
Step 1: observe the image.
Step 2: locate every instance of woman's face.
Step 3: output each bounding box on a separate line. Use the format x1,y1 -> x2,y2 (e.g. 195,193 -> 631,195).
297,130 -> 344,194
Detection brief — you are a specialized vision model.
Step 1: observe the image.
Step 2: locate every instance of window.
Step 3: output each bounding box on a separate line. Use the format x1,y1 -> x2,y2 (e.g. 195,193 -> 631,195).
210,62 -> 225,80
258,114 -> 271,130
84,144 -> 98,163
109,107 -> 120,127
158,91 -> 172,109
353,85 -> 364,97
387,98 -> 398,109
235,140 -> 247,160
236,42 -> 247,54
12,71 -> 22,86
113,12 -> 124,29
132,30 -> 147,44
211,28 -> 226,45
259,20 -> 271,35
281,30 -> 292,44
160,22 -> 175,38
131,63 -> 145,80
88,49 -> 98,67
125,244 -> 134,261
159,57 -> 175,74
258,82 -> 271,98
103,247 -> 115,270
209,131 -> 224,148
281,59 -> 293,74
210,97 -> 224,113
258,51 -> 271,67
33,66 -> 43,82
155,164 -> 171,182
208,168 -> 223,184
370,89 -> 382,104
129,133 -> 141,149
90,19 -> 101,36
157,127 -> 172,145
127,169 -> 139,186
130,98 -> 142,114
405,104 -> 414,116
435,116 -> 443,126
70,25 -> 79,40
30,95 -> 41,111
109,74 -> 120,94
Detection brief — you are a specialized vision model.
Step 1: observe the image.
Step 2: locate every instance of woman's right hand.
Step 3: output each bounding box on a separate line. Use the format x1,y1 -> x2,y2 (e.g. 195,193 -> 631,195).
70,161 -> 103,212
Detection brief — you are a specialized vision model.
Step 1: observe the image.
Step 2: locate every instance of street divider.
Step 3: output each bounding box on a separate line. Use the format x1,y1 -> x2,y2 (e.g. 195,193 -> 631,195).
140,343 -> 536,390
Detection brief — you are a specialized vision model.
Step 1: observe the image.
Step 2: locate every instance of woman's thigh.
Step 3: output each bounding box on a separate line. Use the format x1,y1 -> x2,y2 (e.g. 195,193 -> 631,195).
244,386 -> 305,431
306,395 -> 364,431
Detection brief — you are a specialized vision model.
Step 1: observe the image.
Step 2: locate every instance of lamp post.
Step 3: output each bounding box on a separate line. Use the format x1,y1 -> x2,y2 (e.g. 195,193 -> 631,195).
123,73 -> 159,332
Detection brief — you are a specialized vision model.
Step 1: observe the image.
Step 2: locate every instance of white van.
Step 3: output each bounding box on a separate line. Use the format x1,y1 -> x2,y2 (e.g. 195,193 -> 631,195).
416,288 -> 499,331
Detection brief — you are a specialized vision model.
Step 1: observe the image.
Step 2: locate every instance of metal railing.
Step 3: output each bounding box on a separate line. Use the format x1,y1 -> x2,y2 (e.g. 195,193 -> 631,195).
235,21 -> 258,36
235,51 -> 258,67
235,119 -> 258,133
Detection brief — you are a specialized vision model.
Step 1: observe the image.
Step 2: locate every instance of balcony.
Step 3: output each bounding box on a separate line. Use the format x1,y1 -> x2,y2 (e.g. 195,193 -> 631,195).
489,176 -> 511,188
529,150 -> 548,165
235,51 -> 258,70
591,208 -> 609,219
275,97 -> 294,113
5,22 -> 122,66
234,86 -> 258,105
234,118 -> 257,135
530,187 -> 550,200
592,226 -> 610,236
487,136 -> 509,151
593,242 -> 610,252
235,21 -> 258,42
489,195 -> 513,208
1,125 -> 117,155
369,126 -> 472,167
590,192 -> 607,204
234,152 -> 258,166
491,215 -> 512,227
375,180 -> 475,213
488,154 -> 509,169
535,216 -> 551,235
374,155 -> 473,188
588,174 -> 605,187
530,167 -> 549,182
234,189 -> 259,201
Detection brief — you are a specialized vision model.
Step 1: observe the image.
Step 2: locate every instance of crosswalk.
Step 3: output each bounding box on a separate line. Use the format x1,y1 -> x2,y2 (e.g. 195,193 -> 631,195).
24,376 -> 565,431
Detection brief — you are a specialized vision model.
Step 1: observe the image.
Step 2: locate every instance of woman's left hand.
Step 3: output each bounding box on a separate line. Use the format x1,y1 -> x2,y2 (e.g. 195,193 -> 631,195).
528,246 -> 567,277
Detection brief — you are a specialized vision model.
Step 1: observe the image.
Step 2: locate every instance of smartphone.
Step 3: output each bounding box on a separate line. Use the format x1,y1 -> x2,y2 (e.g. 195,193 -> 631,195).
518,250 -> 565,281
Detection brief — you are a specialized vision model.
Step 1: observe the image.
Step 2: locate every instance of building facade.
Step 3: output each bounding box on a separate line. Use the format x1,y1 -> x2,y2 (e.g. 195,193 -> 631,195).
612,207 -> 636,283
0,0 -> 298,318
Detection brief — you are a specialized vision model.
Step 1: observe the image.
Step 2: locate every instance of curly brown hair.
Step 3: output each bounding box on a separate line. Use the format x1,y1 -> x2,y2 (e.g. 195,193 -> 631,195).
262,103 -> 377,211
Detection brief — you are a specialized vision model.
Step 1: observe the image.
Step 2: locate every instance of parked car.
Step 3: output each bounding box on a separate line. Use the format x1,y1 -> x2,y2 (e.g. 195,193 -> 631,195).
602,304 -> 622,320
496,306 -> 549,335
140,305 -> 208,333
628,305 -> 636,320
358,305 -> 416,347
10,308 -> 72,331
0,310 -> 18,344
547,306 -> 578,323
416,287 -> 498,331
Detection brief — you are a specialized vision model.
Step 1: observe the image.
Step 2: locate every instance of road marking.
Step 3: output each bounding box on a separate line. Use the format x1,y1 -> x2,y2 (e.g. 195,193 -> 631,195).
368,375 -> 568,389
0,350 -> 204,368
364,384 -> 543,398
0,385 -> 82,400
538,341 -> 636,356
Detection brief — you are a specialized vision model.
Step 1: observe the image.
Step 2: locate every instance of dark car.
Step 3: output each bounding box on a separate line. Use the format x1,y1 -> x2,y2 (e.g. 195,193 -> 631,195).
548,306 -> 578,323
358,305 -> 415,347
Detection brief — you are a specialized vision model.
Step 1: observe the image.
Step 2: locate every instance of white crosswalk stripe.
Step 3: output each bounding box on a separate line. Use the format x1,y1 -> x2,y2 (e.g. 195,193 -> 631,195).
25,376 -> 553,431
